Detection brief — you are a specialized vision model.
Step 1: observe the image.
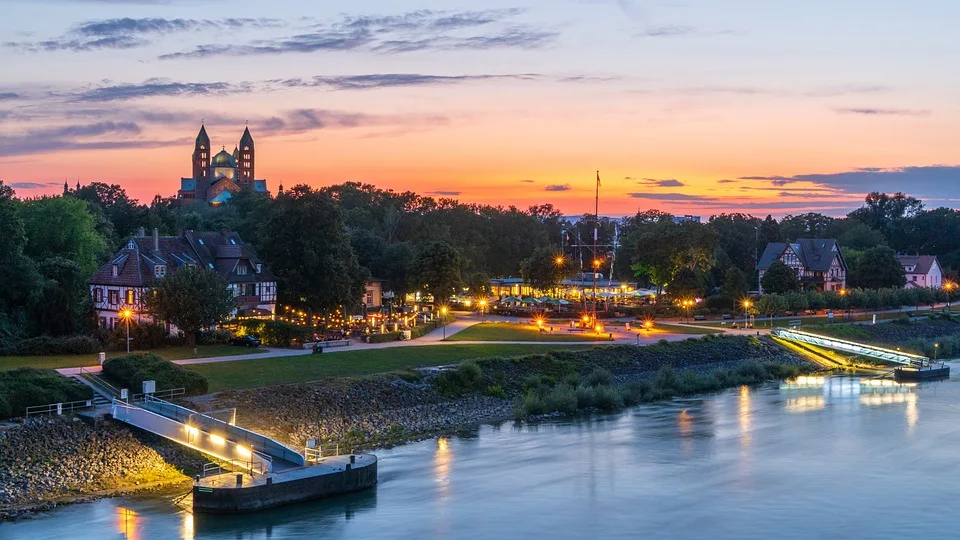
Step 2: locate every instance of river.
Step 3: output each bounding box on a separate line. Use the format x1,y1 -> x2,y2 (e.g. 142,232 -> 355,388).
3,368 -> 958,540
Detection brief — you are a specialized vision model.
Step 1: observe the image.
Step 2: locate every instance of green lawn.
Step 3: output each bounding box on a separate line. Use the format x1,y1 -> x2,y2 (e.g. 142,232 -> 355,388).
650,323 -> 722,335
447,323 -> 614,342
0,344 -> 267,371
188,344 -> 596,391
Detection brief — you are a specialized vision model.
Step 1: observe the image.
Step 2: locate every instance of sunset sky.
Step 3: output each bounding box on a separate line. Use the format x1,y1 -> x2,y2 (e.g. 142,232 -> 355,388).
2,0 -> 958,217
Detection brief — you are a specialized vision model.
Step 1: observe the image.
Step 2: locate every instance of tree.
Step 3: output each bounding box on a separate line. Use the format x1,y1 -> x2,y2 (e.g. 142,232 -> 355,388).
19,195 -> 108,278
412,241 -> 463,305
758,215 -> 783,244
854,246 -> 906,289
520,246 -> 568,293
722,267 -> 748,299
669,267 -> 704,300
755,294 -> 787,319
256,186 -> 368,313
835,220 -> 885,251
380,242 -> 416,302
143,266 -> 235,347
708,213 -> 760,277
631,220 -> 717,293
849,192 -> 923,241
761,261 -> 800,293
0,182 -> 41,330
779,213 -> 834,240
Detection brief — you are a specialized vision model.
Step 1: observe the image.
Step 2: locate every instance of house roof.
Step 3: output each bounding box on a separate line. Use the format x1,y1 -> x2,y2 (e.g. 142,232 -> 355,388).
758,238 -> 844,272
898,255 -> 939,275
89,230 -> 275,287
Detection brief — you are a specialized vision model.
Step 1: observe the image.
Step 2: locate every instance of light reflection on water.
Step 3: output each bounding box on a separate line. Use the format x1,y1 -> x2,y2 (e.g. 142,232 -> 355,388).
2,369 -> 956,540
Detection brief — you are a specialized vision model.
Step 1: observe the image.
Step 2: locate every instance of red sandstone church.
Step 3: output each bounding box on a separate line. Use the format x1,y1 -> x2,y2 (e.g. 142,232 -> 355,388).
178,125 -> 269,204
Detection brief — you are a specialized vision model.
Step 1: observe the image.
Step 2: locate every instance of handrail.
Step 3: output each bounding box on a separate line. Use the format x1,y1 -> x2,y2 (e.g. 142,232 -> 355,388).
24,399 -> 94,420
133,387 -> 185,402
771,327 -> 928,366
79,367 -> 122,398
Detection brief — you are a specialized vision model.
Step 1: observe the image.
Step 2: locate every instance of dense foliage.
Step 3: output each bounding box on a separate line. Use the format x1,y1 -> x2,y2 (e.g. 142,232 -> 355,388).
142,266 -> 236,347
102,353 -> 209,395
0,368 -> 92,418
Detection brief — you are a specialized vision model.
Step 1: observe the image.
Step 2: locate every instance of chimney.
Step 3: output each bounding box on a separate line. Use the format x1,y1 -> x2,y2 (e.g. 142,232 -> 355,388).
138,227 -> 146,237
153,228 -> 159,251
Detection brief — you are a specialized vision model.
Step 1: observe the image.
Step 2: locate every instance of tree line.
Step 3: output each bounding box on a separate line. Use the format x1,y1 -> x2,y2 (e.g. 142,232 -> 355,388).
0,179 -> 954,347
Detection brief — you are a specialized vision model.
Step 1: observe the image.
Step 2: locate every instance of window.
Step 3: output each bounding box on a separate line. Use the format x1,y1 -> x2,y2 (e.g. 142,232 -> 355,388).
154,265 -> 167,278
243,146 -> 249,151
246,283 -> 256,296
108,290 -> 119,305
112,265 -> 119,277
256,263 -> 262,274
237,264 -> 248,276
201,145 -> 206,150
126,289 -> 135,304
198,238 -> 204,245
230,238 -> 236,245
94,288 -> 103,303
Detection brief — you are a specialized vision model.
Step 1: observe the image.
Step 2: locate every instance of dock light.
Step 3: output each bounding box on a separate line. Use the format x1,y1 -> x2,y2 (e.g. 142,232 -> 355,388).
209,434 -> 225,446
236,445 -> 252,458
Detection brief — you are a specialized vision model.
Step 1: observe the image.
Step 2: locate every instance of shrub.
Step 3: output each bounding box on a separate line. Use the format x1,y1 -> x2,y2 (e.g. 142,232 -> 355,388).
103,352 -> 208,395
433,361 -> 484,397
593,385 -> 624,411
486,384 -> 507,399
1,334 -> 102,356
397,369 -> 423,383
0,368 -> 92,418
108,323 -> 174,350
583,368 -> 613,387
544,385 -> 578,414
237,319 -> 313,347
199,328 -> 233,345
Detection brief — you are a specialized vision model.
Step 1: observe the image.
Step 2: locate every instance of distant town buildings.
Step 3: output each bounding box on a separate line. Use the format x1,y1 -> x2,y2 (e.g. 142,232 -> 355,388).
757,239 -> 847,293
671,215 -> 701,224
89,228 -> 277,330
898,255 -> 943,289
178,125 -> 269,204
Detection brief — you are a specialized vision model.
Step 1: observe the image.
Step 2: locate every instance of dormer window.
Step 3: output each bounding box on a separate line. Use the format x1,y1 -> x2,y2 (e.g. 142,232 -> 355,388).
256,263 -> 262,274
237,264 -> 248,276
154,265 -> 167,278
112,264 -> 119,277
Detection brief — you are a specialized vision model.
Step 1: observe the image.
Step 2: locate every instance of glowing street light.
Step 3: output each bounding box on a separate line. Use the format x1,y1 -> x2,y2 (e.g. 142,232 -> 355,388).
120,307 -> 134,353
478,299 -> 487,323
555,256 -> 565,266
945,281 -> 956,309
440,306 -> 449,340
742,299 -> 752,328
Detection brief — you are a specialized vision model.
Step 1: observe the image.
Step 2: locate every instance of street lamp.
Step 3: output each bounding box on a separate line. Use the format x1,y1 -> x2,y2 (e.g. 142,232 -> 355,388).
478,299 -> 487,323
742,299 -> 752,328
440,306 -> 449,340
934,342 -> 939,362
120,307 -> 134,353
945,281 -> 955,309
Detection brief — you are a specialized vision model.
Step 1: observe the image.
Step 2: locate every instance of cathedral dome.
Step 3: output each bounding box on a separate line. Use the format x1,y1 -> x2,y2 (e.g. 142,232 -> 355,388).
211,149 -> 236,168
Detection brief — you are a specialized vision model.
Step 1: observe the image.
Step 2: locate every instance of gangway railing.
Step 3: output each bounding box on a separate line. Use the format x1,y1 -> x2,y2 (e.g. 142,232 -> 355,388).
78,366 -> 122,399
771,328 -> 928,366
24,399 -> 94,420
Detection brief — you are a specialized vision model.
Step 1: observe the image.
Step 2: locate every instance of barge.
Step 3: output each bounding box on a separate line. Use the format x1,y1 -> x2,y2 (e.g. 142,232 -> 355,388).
894,363 -> 950,382
193,454 -> 378,514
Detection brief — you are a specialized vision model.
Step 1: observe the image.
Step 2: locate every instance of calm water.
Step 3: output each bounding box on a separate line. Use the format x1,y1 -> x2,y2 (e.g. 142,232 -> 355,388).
4,367 -> 960,540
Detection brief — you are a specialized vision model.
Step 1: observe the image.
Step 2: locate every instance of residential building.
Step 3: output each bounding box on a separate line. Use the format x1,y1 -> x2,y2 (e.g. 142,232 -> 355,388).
88,228 -> 277,331
178,125 -> 269,204
898,255 -> 943,289
757,239 -> 847,293
671,214 -> 701,224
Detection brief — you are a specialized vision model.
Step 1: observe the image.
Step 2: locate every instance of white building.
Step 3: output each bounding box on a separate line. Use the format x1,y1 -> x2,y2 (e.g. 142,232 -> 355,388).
88,228 -> 277,331
898,255 -> 943,289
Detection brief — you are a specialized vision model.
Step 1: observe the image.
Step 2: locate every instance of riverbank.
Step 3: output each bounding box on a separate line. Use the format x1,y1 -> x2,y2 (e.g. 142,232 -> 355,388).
2,336 -> 814,519
197,336 -> 813,451
0,418 -> 204,521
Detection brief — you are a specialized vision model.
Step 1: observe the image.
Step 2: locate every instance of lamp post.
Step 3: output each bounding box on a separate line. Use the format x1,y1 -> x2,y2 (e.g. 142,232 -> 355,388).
934,342 -> 939,362
742,299 -> 752,328
440,306 -> 448,340
120,307 -> 134,353
479,300 -> 487,323
945,281 -> 955,310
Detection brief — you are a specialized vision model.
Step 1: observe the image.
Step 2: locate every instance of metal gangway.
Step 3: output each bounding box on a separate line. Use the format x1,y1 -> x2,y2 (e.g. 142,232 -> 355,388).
110,395 -> 305,474
771,328 -> 929,366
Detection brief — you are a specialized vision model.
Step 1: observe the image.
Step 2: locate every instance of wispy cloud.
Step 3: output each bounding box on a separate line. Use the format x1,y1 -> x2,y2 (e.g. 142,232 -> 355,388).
835,107 -> 930,117
6,181 -> 60,189
628,192 -> 709,201
642,25 -> 698,37
160,9 -> 556,59
545,184 -> 571,192
734,166 -> 960,200
8,17 -> 283,52
633,177 -> 685,187
71,79 -> 246,102
278,73 -> 541,91
520,179 -> 535,183
0,92 -> 21,101
431,191 -> 461,196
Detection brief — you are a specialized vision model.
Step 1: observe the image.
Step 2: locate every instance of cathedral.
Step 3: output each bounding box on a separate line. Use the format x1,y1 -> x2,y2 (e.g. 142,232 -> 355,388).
178,125 -> 269,204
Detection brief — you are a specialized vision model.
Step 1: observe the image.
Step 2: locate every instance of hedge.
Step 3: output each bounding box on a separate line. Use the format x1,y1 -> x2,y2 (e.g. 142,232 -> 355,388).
102,352 -> 209,395
237,320 -> 314,347
0,368 -> 93,419
0,334 -> 102,356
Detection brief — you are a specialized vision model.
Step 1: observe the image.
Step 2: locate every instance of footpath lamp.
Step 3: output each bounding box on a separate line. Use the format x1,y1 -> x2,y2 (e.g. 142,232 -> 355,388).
945,282 -> 956,309
440,306 -> 449,340
742,299 -> 753,328
479,300 -> 487,323
120,307 -> 134,353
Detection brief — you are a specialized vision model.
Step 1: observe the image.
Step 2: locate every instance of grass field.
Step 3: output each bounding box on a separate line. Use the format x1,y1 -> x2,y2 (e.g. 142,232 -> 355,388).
446,323 -> 614,342
0,344 -> 267,371
187,344 -> 597,391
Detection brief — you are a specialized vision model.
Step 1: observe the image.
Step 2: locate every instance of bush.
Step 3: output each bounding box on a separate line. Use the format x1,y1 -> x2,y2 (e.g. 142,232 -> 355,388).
583,368 -> 613,387
108,323 -> 174,350
199,328 -> 233,345
544,385 -> 578,414
102,352 -> 208,395
433,361 -> 484,397
237,320 -> 313,347
0,368 -> 93,418
0,334 -> 102,356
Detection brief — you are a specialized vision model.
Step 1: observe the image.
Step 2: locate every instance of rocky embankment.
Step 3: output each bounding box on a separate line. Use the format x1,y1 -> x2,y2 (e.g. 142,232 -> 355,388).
0,418 -> 204,521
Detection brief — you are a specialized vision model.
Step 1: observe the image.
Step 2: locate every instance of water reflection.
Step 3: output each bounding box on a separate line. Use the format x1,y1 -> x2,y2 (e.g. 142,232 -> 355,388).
738,385 -> 752,449
115,507 -> 140,540
435,437 -> 452,500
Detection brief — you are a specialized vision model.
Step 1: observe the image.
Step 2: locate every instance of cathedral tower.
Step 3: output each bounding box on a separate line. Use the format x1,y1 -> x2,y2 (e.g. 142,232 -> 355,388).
238,127 -> 255,190
193,125 -> 211,194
